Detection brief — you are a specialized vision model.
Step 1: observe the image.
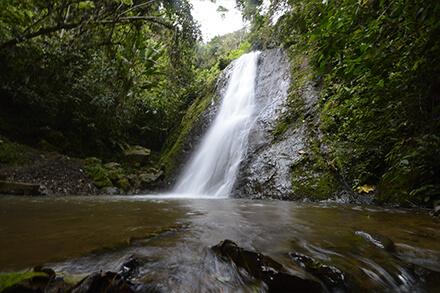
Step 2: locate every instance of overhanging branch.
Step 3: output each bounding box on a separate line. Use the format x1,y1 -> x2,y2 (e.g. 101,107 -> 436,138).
0,15 -> 173,51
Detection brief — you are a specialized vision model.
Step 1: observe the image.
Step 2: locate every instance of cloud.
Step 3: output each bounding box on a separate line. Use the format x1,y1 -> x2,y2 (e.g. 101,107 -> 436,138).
190,0 -> 245,42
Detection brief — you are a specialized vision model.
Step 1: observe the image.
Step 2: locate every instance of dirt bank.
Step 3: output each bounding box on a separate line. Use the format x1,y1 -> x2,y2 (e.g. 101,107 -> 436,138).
0,150 -> 99,195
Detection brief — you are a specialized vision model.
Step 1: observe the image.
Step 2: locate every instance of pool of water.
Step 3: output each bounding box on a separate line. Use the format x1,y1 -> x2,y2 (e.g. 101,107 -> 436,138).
0,195 -> 439,292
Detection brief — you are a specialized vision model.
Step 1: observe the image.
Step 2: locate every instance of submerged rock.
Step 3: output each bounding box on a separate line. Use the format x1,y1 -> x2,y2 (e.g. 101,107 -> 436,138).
211,239 -> 324,292
353,231 -> 396,252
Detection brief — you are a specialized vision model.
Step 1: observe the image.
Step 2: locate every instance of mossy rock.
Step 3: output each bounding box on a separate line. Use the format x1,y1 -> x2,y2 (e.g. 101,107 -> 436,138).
124,145 -> 151,166
117,178 -> 131,191
160,92 -> 214,179
0,271 -> 49,292
290,145 -> 340,200
95,177 -> 113,189
291,168 -> 339,200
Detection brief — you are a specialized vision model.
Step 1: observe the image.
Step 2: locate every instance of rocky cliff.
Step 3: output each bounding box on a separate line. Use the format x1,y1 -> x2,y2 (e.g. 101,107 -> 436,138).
165,48 -> 372,203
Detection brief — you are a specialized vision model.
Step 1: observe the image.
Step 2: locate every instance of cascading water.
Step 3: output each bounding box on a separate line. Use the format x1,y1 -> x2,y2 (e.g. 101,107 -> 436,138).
174,52 -> 260,197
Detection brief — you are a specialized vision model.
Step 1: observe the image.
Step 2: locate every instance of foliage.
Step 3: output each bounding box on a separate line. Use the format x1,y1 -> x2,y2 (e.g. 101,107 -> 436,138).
246,0 -> 440,205
194,28 -> 250,70
85,161 -> 113,189
0,135 -> 33,166
0,0 -> 199,158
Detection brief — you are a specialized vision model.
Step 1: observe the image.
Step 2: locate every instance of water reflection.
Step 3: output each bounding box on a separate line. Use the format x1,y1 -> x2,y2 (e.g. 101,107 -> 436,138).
0,196 -> 439,291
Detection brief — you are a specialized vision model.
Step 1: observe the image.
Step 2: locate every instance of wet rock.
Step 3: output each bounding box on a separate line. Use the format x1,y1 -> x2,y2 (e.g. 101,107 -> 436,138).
353,231 -> 396,252
233,48 -> 295,199
102,186 -> 119,195
119,256 -> 143,279
124,145 -> 151,166
211,239 -> 324,292
290,252 -> 348,291
0,180 -> 41,195
72,271 -> 135,293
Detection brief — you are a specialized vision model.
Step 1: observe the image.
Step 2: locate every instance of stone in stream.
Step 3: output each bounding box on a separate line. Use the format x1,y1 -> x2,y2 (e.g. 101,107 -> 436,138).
353,231 -> 396,252
290,252 -> 349,291
71,272 -> 135,293
211,239 -> 324,292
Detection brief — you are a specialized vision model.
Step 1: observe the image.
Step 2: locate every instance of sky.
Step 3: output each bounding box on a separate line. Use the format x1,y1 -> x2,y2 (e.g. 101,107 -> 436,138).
189,0 -> 246,42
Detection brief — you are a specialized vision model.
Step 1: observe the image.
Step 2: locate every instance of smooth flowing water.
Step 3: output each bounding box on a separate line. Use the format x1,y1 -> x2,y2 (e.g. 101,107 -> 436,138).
174,52 -> 260,197
0,195 -> 439,292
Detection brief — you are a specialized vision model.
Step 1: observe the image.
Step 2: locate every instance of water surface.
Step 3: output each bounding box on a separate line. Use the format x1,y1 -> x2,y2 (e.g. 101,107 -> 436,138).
0,195 -> 439,292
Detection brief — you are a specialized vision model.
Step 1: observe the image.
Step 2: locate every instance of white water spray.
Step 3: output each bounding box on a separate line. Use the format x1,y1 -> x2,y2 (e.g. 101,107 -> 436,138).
174,52 -> 260,197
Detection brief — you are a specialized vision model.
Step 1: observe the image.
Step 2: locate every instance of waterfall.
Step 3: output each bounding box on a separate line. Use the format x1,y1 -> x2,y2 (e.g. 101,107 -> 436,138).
174,52 -> 260,197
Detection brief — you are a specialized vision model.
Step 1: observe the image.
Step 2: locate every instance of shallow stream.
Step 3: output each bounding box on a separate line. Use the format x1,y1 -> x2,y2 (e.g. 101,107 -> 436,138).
0,195 -> 439,292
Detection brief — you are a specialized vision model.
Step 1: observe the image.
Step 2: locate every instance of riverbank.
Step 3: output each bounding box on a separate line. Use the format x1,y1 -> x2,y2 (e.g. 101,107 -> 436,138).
0,137 -> 163,196
0,140 -> 99,195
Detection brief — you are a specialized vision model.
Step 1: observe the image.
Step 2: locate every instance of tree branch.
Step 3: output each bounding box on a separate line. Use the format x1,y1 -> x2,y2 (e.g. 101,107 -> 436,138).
120,0 -> 156,17
0,22 -> 81,51
0,15 -> 172,51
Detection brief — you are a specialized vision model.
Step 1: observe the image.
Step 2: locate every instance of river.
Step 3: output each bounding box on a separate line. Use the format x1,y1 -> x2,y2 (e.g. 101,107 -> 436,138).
0,195 -> 439,292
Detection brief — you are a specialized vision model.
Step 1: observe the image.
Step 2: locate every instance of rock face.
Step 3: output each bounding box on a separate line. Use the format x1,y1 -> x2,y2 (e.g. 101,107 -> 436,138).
232,49 -> 354,201
232,48 -> 296,198
166,49 -> 355,201
161,62 -> 234,188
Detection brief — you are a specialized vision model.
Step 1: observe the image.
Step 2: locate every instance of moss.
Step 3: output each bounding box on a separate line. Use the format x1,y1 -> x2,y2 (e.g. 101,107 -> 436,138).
0,271 -> 48,291
290,139 -> 340,200
160,92 -> 214,178
272,53 -> 311,139
117,178 -> 131,191
288,53 -> 313,89
85,162 -> 113,189
0,136 -> 33,166
291,164 -> 339,201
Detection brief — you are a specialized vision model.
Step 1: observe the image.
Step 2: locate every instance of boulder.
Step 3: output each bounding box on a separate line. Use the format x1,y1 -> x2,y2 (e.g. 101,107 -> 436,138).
290,252 -> 349,291
124,146 -> 151,166
211,240 -> 323,293
139,169 -> 164,188
104,162 -> 124,181
103,162 -> 122,170
71,272 -> 135,293
117,178 -> 131,191
0,180 -> 41,195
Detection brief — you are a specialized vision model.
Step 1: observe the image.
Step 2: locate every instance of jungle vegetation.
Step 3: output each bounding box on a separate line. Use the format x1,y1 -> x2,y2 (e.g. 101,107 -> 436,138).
1,0 -> 439,205
247,0 -> 440,205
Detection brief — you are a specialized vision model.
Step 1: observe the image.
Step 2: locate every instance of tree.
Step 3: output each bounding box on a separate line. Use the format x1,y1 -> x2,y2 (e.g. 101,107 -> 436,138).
0,0 -> 200,157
